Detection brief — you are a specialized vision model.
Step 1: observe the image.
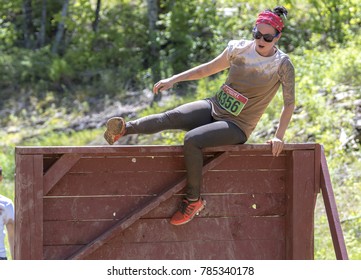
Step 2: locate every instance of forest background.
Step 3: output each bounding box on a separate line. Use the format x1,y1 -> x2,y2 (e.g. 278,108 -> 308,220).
0,0 -> 360,260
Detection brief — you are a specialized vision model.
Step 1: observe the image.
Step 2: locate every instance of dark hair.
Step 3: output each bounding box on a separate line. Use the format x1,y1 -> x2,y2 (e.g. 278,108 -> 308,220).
263,6 -> 288,34
270,6 -> 288,19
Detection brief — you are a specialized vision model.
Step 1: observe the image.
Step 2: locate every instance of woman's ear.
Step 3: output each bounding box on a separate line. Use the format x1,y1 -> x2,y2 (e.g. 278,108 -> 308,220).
275,32 -> 282,43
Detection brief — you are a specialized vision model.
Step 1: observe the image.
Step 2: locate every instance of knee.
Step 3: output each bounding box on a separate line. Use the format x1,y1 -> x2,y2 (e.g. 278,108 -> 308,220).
164,109 -> 181,123
184,131 -> 202,149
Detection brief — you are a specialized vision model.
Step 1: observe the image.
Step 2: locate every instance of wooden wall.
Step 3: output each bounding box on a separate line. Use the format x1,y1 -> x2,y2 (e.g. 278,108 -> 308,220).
14,144 -> 325,260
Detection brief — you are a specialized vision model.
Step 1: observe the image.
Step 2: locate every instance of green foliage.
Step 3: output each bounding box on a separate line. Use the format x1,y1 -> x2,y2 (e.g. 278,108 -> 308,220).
304,0 -> 361,45
23,129 -> 101,147
2,0 -> 360,103
0,147 -> 15,200
0,0 -> 361,260
158,0 -> 222,75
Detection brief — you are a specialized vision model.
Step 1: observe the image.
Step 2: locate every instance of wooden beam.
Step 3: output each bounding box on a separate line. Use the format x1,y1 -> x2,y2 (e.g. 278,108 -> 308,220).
15,154 -> 44,259
43,154 -> 81,195
320,146 -> 348,260
68,152 -> 229,260
15,143 -> 318,155
285,150 -> 317,259
314,144 -> 321,194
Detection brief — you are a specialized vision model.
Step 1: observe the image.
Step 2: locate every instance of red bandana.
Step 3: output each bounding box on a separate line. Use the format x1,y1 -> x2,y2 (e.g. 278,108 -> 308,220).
256,11 -> 284,32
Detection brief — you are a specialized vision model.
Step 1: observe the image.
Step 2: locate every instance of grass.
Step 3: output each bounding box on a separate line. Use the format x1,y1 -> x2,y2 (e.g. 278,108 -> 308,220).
1,38 -> 361,260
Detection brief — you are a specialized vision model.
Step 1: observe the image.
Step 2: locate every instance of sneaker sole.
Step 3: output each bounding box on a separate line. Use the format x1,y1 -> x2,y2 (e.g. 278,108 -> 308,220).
171,200 -> 206,226
104,117 -> 126,145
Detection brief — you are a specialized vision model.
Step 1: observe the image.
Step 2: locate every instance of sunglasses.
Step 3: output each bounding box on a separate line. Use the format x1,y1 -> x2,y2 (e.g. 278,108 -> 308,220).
253,28 -> 279,43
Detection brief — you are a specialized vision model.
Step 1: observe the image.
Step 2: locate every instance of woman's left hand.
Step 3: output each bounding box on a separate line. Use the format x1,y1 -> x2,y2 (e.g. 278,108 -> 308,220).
267,137 -> 284,157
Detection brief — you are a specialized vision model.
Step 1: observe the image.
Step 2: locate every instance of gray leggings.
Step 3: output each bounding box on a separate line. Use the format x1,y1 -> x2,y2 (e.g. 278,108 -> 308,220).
125,99 -> 247,199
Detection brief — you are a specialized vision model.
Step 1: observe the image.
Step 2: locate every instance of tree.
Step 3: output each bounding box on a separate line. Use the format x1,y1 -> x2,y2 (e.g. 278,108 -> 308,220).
51,0 -> 69,54
38,0 -> 47,47
147,0 -> 161,103
22,0 -> 34,48
92,0 -> 101,32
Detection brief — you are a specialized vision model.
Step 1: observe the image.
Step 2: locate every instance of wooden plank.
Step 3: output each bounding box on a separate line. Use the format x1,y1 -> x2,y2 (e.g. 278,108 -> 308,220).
314,144 -> 321,193
43,153 -> 81,195
44,220 -> 115,245
146,193 -> 286,218
115,216 -> 285,242
43,217 -> 284,245
43,193 -> 286,221
84,239 -> 285,260
14,154 -> 44,260
68,153 -> 286,173
43,245 -> 83,260
217,154 -> 286,170
44,239 -> 285,260
67,151 -> 230,260
47,171 -> 186,196
285,150 -> 317,259
15,143 -> 318,155
46,169 -> 284,196
70,156 -> 186,172
320,146 -> 348,260
43,196 -> 153,221
204,170 -> 286,194
43,154 -> 62,171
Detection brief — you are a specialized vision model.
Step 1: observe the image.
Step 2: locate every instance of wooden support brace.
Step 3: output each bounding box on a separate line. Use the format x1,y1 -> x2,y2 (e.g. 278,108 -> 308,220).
43,154 -> 81,195
68,152 -> 229,260
285,149 -> 317,259
320,146 -> 348,260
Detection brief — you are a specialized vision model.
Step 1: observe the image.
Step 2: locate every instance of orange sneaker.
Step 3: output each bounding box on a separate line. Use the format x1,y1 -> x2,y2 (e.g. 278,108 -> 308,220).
170,198 -> 206,226
104,117 -> 126,145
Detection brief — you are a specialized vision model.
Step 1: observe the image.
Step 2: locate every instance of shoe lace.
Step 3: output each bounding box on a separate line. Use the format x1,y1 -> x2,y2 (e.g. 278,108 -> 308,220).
179,200 -> 196,216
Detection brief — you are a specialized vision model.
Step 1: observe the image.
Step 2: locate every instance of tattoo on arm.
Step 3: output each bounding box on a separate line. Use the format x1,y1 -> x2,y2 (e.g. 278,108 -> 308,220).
279,58 -> 295,106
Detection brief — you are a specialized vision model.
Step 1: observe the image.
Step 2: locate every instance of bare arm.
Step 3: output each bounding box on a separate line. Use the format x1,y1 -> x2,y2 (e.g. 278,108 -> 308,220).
153,48 -> 230,94
268,59 -> 295,156
6,220 -> 14,259
275,103 -> 295,140
268,103 -> 295,156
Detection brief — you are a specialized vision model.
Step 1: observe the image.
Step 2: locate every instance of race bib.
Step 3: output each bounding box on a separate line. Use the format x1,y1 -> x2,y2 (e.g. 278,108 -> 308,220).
216,84 -> 248,116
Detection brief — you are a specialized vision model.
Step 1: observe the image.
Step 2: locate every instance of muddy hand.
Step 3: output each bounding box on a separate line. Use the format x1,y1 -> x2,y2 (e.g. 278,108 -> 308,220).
153,78 -> 174,94
267,137 -> 284,157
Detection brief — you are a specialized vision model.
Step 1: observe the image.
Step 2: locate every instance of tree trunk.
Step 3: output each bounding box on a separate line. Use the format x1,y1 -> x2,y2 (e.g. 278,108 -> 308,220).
92,0 -> 101,32
147,0 -> 161,104
39,0 -> 47,47
52,0 -> 69,54
22,0 -> 34,49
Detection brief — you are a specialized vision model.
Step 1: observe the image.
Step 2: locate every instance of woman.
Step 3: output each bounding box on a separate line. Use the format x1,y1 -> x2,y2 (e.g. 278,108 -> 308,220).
104,6 -> 295,226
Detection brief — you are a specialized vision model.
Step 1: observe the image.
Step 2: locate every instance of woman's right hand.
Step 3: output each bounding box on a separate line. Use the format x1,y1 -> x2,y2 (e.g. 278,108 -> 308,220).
153,78 -> 175,94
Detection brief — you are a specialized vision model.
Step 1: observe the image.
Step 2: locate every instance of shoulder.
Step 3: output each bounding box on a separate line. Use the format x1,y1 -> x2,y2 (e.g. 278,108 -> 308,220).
0,195 -> 13,206
276,49 -> 294,68
227,39 -> 254,59
275,50 -> 294,76
0,196 -> 14,220
227,39 -> 253,48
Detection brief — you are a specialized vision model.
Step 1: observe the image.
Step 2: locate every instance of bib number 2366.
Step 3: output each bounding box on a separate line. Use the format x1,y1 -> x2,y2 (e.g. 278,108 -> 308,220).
217,84 -> 248,116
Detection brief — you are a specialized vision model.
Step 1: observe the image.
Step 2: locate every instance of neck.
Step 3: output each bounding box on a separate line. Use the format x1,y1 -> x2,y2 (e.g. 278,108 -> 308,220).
257,46 -> 276,57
